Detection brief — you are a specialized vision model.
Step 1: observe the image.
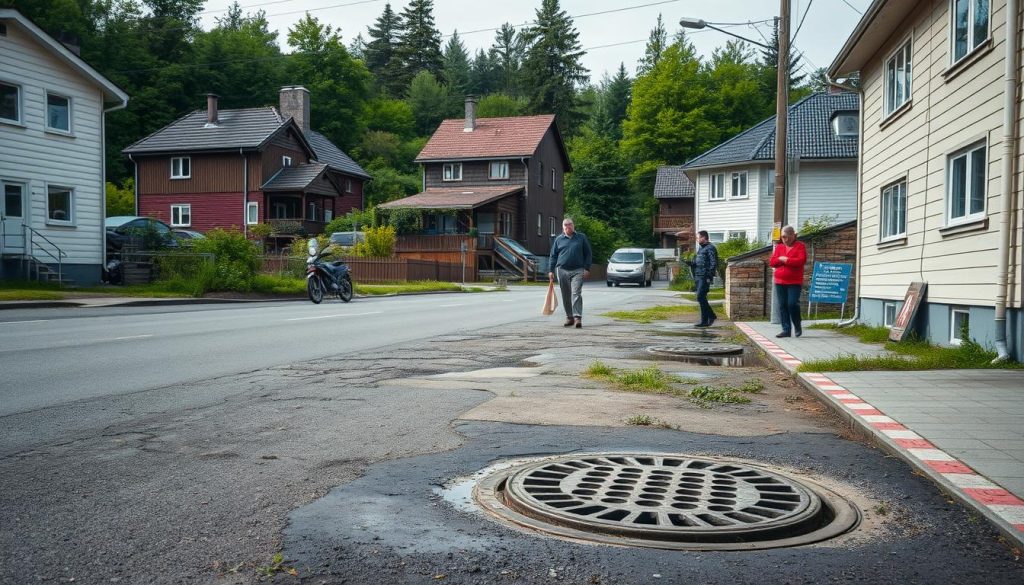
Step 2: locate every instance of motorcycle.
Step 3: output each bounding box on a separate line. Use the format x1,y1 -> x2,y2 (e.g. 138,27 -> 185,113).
306,238 -> 353,304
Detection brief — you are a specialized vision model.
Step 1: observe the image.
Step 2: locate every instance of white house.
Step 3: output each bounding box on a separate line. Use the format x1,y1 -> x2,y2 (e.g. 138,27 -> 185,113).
0,9 -> 128,285
681,91 -> 860,244
828,0 -> 1023,360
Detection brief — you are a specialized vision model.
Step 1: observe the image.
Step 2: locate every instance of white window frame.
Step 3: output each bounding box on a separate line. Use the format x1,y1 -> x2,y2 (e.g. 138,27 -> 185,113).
883,39 -> 912,117
730,171 -> 748,199
728,230 -> 747,241
946,141 -> 986,225
345,178 -> 353,193
0,81 -> 21,124
549,217 -> 556,237
950,308 -> 970,345
45,92 -> 71,133
709,173 -> 725,201
708,231 -> 725,244
170,204 -> 191,227
537,213 -> 542,236
951,0 -> 990,65
489,161 -> 509,180
171,157 -> 191,179
45,185 -> 73,225
442,163 -> 462,181
246,201 -> 259,225
883,302 -> 898,328
832,113 -> 859,136
282,155 -> 292,167
880,179 -> 907,240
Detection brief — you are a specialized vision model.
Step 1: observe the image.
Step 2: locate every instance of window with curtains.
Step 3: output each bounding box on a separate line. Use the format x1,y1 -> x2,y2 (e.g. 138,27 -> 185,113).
880,180 -> 907,239
884,40 -> 912,116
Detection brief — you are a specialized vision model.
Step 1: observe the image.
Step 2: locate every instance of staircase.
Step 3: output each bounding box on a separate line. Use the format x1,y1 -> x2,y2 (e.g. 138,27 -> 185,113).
6,226 -> 72,286
493,237 -> 540,281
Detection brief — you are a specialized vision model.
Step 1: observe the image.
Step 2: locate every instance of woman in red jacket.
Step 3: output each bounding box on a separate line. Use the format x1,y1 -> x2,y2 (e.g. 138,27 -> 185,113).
769,225 -> 807,338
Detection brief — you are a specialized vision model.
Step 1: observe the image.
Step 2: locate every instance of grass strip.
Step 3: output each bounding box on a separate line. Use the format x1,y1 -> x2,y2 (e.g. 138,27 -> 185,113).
601,304 -> 698,324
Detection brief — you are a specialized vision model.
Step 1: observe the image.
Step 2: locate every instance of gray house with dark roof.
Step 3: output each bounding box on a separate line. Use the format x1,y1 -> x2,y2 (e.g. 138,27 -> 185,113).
123,87 -> 369,247
681,91 -> 860,243
652,165 -> 696,251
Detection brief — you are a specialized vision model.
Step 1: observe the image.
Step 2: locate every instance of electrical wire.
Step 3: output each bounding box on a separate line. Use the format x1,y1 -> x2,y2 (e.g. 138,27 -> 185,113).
791,0 -> 814,44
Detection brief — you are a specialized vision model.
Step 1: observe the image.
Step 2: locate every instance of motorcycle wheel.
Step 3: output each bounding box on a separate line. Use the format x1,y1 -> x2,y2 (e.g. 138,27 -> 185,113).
307,276 -> 324,304
339,276 -> 353,303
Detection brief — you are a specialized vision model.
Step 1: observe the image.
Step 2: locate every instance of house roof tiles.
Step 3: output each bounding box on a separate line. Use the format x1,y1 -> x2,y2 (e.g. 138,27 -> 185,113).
682,92 -> 860,171
261,163 -> 328,191
654,166 -> 695,199
415,115 -> 558,162
307,131 -> 370,179
377,186 -> 524,210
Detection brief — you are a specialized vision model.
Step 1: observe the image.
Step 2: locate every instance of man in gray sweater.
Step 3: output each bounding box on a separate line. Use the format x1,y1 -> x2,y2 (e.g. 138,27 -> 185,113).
548,217 -> 593,328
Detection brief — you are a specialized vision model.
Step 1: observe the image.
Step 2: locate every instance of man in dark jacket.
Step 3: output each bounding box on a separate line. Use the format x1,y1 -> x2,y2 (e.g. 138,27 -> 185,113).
548,217 -> 592,328
688,230 -> 719,327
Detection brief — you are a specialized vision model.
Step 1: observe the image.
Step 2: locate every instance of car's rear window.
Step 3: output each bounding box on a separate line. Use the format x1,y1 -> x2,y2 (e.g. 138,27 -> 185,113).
610,252 -> 643,263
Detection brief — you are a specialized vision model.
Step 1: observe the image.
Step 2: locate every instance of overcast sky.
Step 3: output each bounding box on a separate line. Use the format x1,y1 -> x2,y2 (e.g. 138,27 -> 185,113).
198,0 -> 871,81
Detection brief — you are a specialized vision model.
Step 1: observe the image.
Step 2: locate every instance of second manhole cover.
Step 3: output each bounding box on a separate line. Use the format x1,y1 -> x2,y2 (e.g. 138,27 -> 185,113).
647,343 -> 744,356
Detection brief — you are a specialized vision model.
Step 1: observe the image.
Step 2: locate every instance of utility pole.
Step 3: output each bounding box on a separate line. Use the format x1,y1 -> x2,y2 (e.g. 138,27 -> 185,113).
773,0 -> 790,243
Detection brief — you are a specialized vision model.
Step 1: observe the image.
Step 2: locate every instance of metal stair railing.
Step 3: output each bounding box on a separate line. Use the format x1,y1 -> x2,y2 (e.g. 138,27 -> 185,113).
493,237 -> 537,280
23,225 -> 66,285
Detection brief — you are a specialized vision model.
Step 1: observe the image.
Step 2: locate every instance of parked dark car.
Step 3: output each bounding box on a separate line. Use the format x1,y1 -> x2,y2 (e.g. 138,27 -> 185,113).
105,216 -> 177,252
172,228 -> 206,244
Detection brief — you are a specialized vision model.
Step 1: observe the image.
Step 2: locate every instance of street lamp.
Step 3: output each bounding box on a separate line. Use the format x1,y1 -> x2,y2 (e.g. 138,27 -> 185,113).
680,0 -> 790,243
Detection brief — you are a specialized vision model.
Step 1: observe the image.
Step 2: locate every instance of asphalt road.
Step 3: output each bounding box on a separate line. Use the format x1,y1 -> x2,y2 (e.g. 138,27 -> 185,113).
0,283 -> 658,416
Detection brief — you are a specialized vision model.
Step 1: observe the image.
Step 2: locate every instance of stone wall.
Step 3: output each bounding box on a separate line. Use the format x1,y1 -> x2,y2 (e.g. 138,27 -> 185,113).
724,221 -> 858,320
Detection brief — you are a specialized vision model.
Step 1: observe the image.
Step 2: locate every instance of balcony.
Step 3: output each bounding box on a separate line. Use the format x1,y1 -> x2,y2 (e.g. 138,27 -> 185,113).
268,219 -> 326,236
654,214 -> 693,232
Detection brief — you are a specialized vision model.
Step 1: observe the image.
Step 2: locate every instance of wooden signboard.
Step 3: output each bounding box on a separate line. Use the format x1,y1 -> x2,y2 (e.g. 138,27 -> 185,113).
889,282 -> 927,342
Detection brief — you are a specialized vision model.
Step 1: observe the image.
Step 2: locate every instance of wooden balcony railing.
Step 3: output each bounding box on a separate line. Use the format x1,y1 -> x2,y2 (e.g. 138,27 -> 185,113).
654,214 -> 693,231
395,234 -> 478,252
268,219 -> 326,236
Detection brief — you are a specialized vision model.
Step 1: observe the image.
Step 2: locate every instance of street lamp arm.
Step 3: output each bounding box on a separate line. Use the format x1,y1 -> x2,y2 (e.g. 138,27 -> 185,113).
701,22 -> 772,50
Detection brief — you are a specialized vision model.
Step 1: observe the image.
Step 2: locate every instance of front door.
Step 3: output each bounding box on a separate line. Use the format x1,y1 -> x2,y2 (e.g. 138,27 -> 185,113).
1,182 -> 25,255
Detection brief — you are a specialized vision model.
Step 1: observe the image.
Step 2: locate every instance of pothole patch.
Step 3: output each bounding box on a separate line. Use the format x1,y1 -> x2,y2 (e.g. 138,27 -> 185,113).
646,344 -> 744,357
472,453 -> 860,551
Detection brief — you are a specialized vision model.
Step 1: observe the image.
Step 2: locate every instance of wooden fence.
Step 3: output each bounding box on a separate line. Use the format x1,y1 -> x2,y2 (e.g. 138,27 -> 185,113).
260,255 -> 469,283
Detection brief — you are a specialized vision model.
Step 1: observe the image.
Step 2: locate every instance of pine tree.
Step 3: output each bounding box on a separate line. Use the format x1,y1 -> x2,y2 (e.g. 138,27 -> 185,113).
395,0 -> 444,91
349,33 -> 366,60
491,23 -> 525,97
759,19 -> 806,93
442,31 -> 471,113
637,14 -> 667,75
591,63 -> 631,141
365,3 -> 404,96
519,0 -> 589,135
469,48 -> 500,96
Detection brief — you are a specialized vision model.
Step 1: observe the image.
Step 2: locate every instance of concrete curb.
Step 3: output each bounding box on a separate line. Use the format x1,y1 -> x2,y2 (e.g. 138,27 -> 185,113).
735,323 -> 1024,550
0,297 -> 304,310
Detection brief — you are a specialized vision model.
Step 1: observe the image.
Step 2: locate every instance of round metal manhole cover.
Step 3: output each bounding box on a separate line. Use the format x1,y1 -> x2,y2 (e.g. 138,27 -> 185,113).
474,454 -> 859,550
646,343 -> 744,356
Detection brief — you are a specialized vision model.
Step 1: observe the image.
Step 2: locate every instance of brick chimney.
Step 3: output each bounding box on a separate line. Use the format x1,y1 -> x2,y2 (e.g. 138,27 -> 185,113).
205,93 -> 219,125
279,86 -> 311,134
464,95 -> 478,132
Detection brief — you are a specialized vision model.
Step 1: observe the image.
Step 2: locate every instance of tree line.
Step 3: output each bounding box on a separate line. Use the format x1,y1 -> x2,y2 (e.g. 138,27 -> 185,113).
5,0 -> 828,254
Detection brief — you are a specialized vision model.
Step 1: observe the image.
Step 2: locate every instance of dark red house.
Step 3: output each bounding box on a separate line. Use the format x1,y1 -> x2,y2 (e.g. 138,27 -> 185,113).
652,165 -> 695,253
123,87 -> 369,247
379,97 -> 570,278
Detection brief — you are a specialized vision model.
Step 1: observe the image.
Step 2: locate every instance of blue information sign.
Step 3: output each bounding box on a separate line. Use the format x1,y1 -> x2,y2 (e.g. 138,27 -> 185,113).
808,262 -> 853,304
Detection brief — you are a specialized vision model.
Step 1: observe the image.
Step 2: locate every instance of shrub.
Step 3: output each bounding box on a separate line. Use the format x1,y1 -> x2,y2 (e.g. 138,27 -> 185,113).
192,228 -> 262,292
351,225 -> 395,257
325,208 -> 376,234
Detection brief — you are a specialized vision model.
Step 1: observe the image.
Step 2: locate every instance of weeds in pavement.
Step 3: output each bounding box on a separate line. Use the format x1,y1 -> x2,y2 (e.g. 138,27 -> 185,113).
625,414 -> 675,428
255,553 -> 296,578
688,385 -> 752,406
797,332 -> 1023,372
738,379 -> 765,393
585,361 -> 615,380
601,304 -> 698,323
808,323 -> 891,344
584,362 -> 687,396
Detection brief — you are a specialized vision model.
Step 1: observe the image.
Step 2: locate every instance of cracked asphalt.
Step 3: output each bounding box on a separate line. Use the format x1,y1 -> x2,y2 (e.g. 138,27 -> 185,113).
1,300 -> 1021,584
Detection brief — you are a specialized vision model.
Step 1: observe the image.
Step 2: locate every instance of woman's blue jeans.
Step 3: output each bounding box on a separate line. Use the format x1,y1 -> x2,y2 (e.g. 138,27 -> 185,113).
775,283 -> 802,334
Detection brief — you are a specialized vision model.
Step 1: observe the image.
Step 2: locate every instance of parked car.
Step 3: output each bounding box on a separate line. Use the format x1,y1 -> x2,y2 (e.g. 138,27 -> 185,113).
606,247 -> 653,287
105,216 -> 177,252
329,231 -> 366,250
172,228 -> 206,244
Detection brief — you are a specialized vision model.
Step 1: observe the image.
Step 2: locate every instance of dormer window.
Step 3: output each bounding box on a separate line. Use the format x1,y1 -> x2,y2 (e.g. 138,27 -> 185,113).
832,112 -> 859,137
282,156 -> 292,167
443,163 -> 462,181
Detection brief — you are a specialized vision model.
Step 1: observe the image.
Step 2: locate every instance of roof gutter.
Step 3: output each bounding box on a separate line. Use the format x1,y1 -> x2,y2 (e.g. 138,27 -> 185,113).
993,0 -> 1019,362
826,74 -> 864,327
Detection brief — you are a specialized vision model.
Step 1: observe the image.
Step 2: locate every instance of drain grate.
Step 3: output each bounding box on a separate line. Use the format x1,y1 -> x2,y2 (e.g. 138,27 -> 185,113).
474,454 -> 859,550
646,343 -> 744,356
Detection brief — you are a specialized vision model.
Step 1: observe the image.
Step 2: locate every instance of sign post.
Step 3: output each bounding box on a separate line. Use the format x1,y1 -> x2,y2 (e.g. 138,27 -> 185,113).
808,262 -> 853,319
460,241 -> 467,285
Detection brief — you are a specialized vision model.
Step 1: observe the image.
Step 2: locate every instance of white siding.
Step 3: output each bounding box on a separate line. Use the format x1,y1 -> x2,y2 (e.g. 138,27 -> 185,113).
856,0 -> 1022,308
694,165 -> 763,241
0,19 -> 106,264
796,162 -> 859,226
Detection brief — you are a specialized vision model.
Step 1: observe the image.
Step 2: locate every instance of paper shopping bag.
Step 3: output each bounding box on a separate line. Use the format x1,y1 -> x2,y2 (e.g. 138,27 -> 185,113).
542,281 -> 558,315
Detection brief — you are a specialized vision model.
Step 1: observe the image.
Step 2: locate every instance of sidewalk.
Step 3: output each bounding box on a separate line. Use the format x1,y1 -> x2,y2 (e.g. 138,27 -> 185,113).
737,320 -> 1024,548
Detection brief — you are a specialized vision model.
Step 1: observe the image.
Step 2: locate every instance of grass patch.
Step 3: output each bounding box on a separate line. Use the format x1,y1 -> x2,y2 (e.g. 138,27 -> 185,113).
737,379 -> 765,393
585,361 -> 615,379
808,322 -> 891,343
584,362 -> 688,396
625,414 -> 674,428
688,385 -> 752,405
678,289 -> 725,301
601,304 -> 698,323
0,289 -> 65,301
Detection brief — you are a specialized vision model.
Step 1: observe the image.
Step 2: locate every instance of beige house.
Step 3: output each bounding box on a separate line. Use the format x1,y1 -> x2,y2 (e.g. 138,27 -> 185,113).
829,0 -> 1022,359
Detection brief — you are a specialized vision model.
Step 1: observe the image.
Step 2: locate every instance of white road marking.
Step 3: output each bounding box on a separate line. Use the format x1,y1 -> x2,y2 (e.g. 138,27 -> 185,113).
0,319 -> 49,325
111,335 -> 154,341
286,311 -> 382,321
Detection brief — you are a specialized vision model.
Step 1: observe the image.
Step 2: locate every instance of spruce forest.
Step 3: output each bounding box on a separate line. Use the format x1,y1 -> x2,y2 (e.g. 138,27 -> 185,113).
5,0 -> 828,255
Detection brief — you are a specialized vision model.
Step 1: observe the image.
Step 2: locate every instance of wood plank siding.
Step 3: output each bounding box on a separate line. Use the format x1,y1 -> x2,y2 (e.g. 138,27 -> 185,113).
139,193 -> 246,231
136,153 -> 247,194
856,0 -> 1022,307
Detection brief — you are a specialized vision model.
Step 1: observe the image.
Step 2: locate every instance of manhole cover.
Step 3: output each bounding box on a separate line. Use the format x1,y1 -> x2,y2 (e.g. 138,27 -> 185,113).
646,343 -> 744,356
474,454 -> 859,550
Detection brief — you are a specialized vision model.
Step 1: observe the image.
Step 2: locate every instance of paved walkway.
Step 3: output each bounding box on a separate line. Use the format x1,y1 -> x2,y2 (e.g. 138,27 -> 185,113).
738,320 -> 1024,548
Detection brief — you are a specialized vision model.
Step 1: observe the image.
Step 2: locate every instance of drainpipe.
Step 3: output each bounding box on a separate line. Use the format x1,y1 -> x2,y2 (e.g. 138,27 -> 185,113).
827,74 -> 864,327
993,0 -> 1020,362
102,100 -> 126,276
127,153 -> 137,215
240,148 -> 248,237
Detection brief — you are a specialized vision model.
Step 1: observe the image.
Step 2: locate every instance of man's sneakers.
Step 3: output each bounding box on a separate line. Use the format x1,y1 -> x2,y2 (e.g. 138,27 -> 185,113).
564,317 -> 574,327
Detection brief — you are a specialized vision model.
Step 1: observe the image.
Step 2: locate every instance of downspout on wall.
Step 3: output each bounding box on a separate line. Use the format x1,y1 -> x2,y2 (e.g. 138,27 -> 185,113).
241,148 -> 248,237
127,153 -> 137,215
993,0 -> 1020,362
826,75 -> 864,327
101,98 -> 128,267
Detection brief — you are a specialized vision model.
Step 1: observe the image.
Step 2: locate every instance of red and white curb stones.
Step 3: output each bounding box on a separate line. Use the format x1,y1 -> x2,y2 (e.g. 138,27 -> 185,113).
802,371 -> 1024,537
735,323 -> 1024,539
